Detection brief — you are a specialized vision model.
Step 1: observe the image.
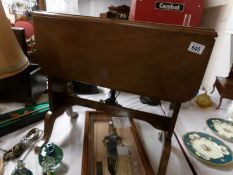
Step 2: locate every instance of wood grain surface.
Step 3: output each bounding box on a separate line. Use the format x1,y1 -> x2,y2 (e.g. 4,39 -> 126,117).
32,12 -> 217,103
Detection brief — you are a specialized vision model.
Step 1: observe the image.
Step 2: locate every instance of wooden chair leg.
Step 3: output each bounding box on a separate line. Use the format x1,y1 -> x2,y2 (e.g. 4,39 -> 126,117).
216,96 -> 223,109
158,132 -> 171,175
34,109 -> 65,153
211,83 -> 216,94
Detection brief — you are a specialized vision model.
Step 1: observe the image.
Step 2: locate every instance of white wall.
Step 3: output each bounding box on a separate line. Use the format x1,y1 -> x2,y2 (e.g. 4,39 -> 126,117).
78,0 -> 90,16
201,2 -> 233,92
46,0 -> 130,17
46,0 -> 80,15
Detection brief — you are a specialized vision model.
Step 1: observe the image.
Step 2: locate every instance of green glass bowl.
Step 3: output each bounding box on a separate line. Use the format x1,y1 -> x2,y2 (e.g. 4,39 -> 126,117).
38,143 -> 63,174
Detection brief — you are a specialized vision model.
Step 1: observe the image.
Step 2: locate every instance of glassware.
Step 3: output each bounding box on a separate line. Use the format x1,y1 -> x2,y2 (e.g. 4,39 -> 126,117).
11,160 -> 33,175
38,143 -> 63,175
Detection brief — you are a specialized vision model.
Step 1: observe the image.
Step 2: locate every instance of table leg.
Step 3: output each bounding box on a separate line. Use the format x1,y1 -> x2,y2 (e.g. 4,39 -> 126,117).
211,83 -> 216,94
216,97 -> 223,109
34,109 -> 65,153
158,132 -> 171,175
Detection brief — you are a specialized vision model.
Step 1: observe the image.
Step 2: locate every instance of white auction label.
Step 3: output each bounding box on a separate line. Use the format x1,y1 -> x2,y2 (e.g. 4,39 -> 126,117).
188,42 -> 205,55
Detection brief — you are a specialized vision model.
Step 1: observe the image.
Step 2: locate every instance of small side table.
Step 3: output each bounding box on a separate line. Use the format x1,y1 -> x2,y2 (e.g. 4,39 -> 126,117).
211,77 -> 233,109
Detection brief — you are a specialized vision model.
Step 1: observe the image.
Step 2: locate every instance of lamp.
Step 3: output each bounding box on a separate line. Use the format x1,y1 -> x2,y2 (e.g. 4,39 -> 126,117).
0,2 -> 47,108
0,1 -> 29,80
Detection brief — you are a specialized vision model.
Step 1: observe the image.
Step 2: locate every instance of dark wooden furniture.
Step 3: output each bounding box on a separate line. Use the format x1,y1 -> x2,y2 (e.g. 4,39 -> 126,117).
37,0 -> 46,10
211,65 -> 233,109
0,63 -> 47,105
12,27 -> 28,56
32,12 -> 216,175
0,27 -> 47,105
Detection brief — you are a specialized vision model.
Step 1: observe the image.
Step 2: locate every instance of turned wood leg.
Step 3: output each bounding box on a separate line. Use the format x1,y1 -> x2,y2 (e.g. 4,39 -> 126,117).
211,83 -> 216,94
216,96 -> 223,109
65,106 -> 79,118
35,109 -> 65,153
158,132 -> 171,175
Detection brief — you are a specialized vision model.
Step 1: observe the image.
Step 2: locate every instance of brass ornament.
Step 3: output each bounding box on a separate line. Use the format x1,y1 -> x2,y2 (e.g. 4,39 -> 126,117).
195,91 -> 213,108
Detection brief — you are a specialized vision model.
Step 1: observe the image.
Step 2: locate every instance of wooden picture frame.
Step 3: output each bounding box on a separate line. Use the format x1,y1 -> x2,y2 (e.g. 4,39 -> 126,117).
82,111 -> 155,175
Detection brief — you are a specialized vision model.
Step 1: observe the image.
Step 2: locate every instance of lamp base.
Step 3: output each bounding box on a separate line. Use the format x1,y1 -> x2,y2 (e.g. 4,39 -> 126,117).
103,90 -> 121,107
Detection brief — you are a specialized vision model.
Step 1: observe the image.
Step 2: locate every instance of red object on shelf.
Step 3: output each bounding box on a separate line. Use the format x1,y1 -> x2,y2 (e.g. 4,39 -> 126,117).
15,19 -> 34,39
129,0 -> 205,27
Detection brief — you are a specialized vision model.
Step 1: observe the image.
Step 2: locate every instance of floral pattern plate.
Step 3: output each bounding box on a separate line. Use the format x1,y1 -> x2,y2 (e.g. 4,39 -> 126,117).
183,132 -> 233,165
207,118 -> 233,142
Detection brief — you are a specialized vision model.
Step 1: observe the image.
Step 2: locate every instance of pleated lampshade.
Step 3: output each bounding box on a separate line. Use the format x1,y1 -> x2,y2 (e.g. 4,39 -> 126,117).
0,2 -> 29,79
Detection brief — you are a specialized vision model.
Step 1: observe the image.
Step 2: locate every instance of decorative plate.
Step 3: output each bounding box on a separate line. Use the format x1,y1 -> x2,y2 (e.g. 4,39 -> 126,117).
207,118 -> 233,142
183,132 -> 233,165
